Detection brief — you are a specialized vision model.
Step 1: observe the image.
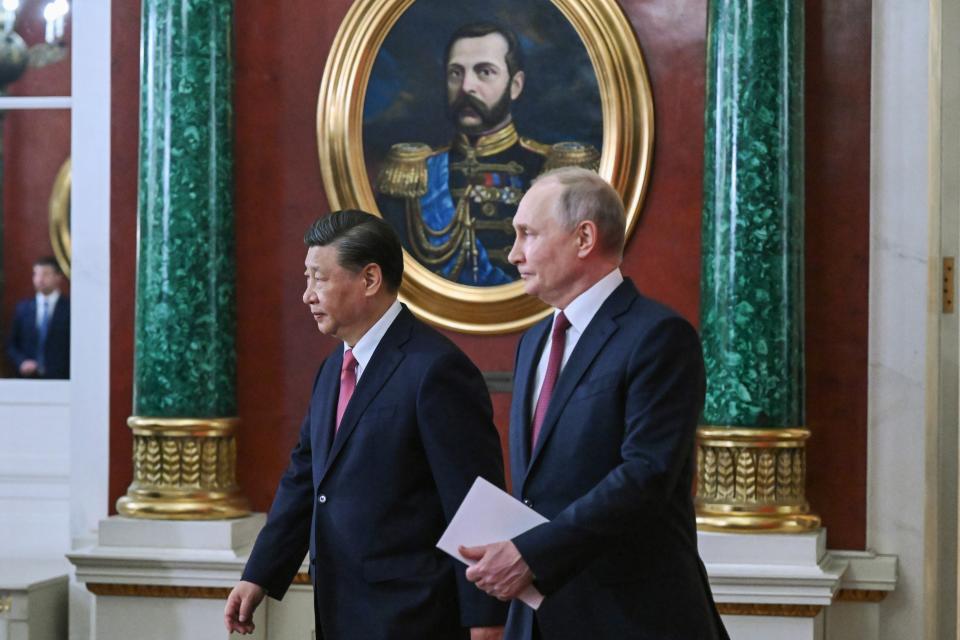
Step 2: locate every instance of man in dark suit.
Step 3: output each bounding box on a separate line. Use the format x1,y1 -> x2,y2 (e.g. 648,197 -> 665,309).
224,211 -> 507,639
6,256 -> 70,379
461,169 -> 728,639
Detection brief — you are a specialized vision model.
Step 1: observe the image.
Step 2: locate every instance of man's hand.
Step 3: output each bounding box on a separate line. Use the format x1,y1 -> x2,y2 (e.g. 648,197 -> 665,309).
460,541 -> 533,601
19,360 -> 37,376
470,626 -> 505,640
224,580 -> 265,635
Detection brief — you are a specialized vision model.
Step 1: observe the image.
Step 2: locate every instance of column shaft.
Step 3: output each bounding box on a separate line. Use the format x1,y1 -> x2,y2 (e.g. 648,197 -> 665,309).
119,0 -> 247,520
134,0 -> 236,416
697,0 -> 817,531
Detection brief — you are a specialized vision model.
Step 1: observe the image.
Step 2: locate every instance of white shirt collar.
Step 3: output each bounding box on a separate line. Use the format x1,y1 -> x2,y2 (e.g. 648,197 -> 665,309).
35,290 -> 61,307
557,268 -> 624,333
345,299 -> 403,379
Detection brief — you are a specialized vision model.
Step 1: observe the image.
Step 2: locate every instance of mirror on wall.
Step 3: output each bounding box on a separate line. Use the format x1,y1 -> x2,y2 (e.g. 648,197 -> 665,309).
0,111 -> 71,379
0,0 -> 72,97
0,0 -> 72,379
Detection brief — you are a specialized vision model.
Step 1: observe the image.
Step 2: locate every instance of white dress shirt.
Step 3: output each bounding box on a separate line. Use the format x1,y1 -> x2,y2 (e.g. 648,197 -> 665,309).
345,299 -> 403,381
530,269 -> 624,421
35,290 -> 61,328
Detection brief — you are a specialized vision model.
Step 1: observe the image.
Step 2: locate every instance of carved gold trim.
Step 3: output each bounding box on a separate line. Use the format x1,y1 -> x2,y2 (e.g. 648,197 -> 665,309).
835,589 -> 889,603
317,0 -> 654,333
48,157 -> 71,279
696,427 -> 821,532
116,416 -> 251,520
716,603 -> 822,618
86,584 -> 231,599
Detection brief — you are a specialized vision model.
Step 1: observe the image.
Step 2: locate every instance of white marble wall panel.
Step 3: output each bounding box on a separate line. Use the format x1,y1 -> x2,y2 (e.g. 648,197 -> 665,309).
265,585 -> 314,640
69,0 -> 111,552
0,381 -> 71,558
722,613 -> 823,640
868,0 -> 933,638
92,596 -> 265,640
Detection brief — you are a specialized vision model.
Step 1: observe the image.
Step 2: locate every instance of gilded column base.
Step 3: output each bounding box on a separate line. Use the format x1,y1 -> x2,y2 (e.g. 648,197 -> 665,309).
116,417 -> 250,520
695,427 -> 821,533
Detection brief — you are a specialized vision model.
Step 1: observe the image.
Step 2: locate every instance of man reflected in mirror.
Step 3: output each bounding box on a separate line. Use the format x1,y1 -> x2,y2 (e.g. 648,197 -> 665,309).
5,256 -> 70,379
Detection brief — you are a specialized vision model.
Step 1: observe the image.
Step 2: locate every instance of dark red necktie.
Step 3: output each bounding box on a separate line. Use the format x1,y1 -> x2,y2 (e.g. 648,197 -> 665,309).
336,349 -> 357,431
531,312 -> 571,449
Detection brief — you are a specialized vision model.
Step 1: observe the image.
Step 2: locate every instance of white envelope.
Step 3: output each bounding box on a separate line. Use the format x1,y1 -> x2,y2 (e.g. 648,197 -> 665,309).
437,476 -> 548,609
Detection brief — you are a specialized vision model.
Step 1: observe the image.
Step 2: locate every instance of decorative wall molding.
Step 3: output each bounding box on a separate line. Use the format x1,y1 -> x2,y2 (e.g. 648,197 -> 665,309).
481,371 -> 513,394
86,584 -> 230,599
717,603 -> 822,618
835,589 -> 888,603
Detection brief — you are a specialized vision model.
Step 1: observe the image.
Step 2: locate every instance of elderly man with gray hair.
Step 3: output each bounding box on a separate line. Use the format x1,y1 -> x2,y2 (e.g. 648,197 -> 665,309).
461,168 -> 729,640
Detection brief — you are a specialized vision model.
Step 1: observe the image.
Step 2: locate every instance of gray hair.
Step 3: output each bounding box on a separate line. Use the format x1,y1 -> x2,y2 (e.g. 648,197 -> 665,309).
534,167 -> 626,256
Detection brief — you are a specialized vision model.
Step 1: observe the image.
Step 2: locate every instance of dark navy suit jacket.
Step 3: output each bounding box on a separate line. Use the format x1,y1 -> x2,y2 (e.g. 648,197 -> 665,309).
243,306 -> 508,639
6,296 -> 70,379
505,280 -> 728,640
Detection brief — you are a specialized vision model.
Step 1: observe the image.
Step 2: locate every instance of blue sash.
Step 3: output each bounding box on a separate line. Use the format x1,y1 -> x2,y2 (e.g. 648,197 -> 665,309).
419,153 -> 511,286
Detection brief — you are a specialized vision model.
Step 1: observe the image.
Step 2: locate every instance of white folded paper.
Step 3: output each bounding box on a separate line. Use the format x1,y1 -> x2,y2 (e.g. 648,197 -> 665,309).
437,476 -> 548,609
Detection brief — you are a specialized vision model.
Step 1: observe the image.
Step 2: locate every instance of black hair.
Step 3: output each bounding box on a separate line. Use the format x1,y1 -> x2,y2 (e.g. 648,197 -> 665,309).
34,256 -> 62,274
444,22 -> 524,78
303,210 -> 404,292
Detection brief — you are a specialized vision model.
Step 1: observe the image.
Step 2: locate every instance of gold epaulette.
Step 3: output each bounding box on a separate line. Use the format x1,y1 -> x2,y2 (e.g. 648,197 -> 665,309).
543,141 -> 602,172
376,143 -> 443,198
519,136 -> 551,156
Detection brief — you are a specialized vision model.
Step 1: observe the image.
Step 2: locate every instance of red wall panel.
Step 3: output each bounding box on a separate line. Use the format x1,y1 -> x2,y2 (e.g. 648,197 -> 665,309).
110,0 -> 869,549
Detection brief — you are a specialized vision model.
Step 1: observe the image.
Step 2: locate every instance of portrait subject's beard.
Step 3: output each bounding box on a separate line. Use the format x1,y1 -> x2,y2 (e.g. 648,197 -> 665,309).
448,88 -> 513,136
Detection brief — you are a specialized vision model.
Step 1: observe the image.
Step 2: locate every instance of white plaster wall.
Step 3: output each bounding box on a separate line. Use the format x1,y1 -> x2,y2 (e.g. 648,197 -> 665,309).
69,0 -> 111,551
868,1 -> 934,639
92,596 -> 265,640
0,381 -> 70,557
66,4 -> 112,640
722,614 -> 822,640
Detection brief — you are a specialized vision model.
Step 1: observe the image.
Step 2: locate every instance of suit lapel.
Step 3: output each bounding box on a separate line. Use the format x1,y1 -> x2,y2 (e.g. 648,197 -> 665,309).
311,352 -> 342,473
524,280 -> 639,481
510,318 -> 550,493
318,308 -> 412,483
25,299 -> 38,344
50,298 -> 67,329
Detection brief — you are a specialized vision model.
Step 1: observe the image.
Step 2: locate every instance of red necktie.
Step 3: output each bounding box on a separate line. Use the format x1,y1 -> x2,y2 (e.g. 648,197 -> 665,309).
531,312 -> 571,449
336,349 -> 357,431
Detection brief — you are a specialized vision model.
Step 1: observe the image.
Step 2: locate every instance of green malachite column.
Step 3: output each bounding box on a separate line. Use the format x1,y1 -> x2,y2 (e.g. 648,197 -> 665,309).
696,0 -> 819,532
117,0 -> 249,520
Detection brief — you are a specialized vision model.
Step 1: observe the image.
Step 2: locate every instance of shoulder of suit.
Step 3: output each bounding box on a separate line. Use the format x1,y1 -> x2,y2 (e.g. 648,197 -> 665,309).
407,316 -> 462,355
376,142 -> 449,198
621,295 -> 700,346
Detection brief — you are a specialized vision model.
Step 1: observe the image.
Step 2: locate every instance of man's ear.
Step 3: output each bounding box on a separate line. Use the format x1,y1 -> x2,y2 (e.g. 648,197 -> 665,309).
361,263 -> 384,296
574,220 -> 599,258
510,71 -> 525,100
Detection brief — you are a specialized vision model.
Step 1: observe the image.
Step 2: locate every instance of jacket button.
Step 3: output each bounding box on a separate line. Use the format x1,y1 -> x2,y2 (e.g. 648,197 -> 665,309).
523,498 -> 533,508
318,494 -> 327,504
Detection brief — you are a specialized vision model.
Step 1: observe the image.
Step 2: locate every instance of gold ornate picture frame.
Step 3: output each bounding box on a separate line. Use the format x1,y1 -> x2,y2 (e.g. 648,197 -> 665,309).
318,0 -> 653,334
48,157 -> 71,279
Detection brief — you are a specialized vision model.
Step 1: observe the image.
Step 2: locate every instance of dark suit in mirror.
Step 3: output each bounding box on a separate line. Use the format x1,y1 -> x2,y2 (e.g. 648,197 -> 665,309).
5,256 -> 70,379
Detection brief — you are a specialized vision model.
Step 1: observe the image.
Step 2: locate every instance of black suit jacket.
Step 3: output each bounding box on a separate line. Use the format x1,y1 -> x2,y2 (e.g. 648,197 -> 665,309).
6,296 -> 70,379
243,306 -> 508,639
505,280 -> 728,640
